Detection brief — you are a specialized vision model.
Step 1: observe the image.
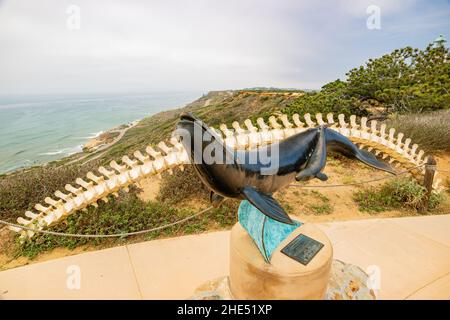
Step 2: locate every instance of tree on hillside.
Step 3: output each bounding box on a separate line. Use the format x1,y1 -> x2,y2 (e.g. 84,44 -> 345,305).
285,79 -> 368,117
346,44 -> 449,113
287,40 -> 449,115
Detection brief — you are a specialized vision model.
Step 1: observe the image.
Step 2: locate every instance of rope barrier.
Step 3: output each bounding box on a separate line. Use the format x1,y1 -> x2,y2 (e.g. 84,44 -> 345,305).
289,164 -> 426,188
0,206 -> 213,238
1,163 -> 447,239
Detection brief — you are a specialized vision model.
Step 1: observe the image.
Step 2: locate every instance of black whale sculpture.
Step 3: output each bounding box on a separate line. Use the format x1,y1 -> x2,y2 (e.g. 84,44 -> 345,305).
176,113 -> 395,225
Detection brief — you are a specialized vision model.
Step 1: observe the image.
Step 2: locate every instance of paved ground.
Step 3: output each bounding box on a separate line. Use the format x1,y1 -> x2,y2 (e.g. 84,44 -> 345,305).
1,215 -> 449,299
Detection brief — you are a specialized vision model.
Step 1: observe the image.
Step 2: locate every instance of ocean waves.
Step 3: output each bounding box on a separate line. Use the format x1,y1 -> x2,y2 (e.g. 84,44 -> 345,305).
38,145 -> 84,156
0,91 -> 202,174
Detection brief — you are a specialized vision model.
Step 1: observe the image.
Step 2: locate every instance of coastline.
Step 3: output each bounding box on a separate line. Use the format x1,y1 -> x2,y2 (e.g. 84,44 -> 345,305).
0,98 -> 195,175
0,119 -> 142,177
81,119 -> 140,152
0,91 -> 203,175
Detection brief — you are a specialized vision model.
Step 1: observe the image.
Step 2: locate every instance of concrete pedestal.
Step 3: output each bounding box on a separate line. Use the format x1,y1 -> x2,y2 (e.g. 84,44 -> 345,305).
229,222 -> 333,300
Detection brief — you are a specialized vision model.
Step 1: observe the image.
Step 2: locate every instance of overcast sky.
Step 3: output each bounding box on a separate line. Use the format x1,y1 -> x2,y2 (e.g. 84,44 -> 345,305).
0,0 -> 449,95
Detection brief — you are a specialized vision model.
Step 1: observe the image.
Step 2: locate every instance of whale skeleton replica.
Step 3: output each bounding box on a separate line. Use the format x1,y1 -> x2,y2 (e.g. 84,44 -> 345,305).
9,112 -> 443,239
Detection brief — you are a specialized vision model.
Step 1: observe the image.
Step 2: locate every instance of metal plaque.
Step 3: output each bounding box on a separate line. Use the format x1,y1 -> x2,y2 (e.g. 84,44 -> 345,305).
281,234 -> 324,266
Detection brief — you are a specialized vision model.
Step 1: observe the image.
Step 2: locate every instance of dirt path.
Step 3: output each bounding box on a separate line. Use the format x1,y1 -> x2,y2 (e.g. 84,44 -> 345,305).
435,154 -> 450,185
65,121 -> 139,165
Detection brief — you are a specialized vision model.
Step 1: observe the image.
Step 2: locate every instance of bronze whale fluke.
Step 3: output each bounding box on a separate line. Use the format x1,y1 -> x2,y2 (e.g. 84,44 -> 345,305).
176,112 -> 396,225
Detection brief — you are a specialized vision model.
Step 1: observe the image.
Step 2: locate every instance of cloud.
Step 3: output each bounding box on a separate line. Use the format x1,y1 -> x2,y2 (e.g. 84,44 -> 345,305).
0,0 -> 448,94
336,0 -> 418,17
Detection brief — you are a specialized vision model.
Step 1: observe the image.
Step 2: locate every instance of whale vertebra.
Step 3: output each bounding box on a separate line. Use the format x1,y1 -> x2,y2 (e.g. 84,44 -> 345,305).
177,113 -> 395,225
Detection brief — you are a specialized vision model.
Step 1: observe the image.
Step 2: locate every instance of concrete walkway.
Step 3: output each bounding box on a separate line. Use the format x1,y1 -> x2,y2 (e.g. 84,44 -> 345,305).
1,215 -> 449,299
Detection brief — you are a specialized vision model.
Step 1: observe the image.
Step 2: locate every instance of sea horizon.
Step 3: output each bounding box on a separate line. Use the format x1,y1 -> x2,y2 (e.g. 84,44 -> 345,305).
0,91 -> 203,174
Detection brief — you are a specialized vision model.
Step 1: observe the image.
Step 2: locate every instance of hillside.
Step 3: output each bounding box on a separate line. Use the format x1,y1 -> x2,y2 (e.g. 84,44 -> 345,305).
57,90 -> 300,167
1,88 -> 449,271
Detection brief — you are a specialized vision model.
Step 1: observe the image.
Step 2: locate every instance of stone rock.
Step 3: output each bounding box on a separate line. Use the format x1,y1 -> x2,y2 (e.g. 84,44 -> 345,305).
190,276 -> 233,300
326,259 -> 376,300
190,259 -> 376,300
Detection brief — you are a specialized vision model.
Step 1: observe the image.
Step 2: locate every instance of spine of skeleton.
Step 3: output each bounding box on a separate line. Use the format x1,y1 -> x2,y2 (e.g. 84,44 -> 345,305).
11,113 -> 440,239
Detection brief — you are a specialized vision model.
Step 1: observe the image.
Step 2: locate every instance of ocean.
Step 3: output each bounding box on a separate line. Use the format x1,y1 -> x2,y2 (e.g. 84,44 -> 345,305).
0,92 -> 202,174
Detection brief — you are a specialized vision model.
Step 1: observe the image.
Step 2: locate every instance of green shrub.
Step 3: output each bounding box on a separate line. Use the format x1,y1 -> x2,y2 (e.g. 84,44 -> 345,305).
284,80 -> 368,117
284,42 -> 449,117
306,191 -> 333,215
353,177 -> 444,213
1,162 -> 239,259
15,189 -> 238,259
346,44 -> 449,113
157,166 -> 208,205
0,162 -> 101,222
307,203 -> 333,215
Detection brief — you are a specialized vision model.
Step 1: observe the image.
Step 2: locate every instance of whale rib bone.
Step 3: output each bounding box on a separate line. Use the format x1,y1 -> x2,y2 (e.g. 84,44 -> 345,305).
12,111 -> 439,239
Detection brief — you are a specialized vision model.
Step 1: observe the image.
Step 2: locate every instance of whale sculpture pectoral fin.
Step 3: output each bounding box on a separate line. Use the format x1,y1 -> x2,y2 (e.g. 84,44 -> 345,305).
210,191 -> 225,208
356,148 -> 396,174
315,172 -> 329,181
324,128 -> 396,175
242,186 -> 294,225
296,127 -> 328,182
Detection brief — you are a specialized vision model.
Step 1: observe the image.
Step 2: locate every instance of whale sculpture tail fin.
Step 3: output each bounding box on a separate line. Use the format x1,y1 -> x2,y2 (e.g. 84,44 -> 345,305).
324,127 -> 396,175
